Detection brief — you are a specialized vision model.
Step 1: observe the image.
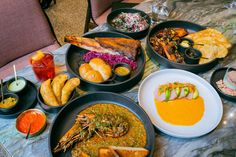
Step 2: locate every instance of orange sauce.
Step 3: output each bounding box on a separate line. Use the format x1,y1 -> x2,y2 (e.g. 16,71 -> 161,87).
16,111 -> 46,134
155,97 -> 205,126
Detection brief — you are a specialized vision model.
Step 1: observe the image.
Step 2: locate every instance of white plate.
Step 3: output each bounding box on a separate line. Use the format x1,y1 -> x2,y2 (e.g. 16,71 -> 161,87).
138,69 -> 223,138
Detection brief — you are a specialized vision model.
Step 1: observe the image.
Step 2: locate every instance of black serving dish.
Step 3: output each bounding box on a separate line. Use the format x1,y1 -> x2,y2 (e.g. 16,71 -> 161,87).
146,20 -> 218,73
107,8 -> 151,39
66,31 -> 145,92
49,92 -> 155,157
0,93 -> 19,113
0,79 -> 37,119
210,67 -> 236,102
37,88 -> 77,113
184,48 -> 202,64
113,63 -> 131,81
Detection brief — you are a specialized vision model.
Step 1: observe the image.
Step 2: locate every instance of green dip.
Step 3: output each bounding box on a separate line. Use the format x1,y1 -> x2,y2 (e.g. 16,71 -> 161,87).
8,79 -> 26,92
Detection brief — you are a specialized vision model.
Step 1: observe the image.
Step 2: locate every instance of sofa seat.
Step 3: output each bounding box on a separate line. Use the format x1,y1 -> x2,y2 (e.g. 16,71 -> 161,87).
0,42 -> 60,79
0,0 -> 59,80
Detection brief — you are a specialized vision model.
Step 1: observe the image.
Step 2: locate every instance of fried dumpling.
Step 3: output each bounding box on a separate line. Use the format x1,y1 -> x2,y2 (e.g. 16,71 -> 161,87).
51,74 -> 68,104
40,79 -> 59,106
61,78 -> 80,105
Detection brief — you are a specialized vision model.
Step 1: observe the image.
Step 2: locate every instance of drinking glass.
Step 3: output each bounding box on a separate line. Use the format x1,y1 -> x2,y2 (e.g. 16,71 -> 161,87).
151,0 -> 170,22
30,52 -> 55,81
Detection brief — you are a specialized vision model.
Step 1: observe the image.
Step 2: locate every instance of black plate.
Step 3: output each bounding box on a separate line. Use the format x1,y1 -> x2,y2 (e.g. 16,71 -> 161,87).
210,67 -> 236,102
107,8 -> 151,39
66,31 -> 145,92
49,92 -> 155,157
0,80 -> 37,119
146,20 -> 218,73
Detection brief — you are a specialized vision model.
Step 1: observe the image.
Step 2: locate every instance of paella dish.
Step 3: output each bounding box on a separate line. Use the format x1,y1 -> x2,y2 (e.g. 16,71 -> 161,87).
53,103 -> 148,157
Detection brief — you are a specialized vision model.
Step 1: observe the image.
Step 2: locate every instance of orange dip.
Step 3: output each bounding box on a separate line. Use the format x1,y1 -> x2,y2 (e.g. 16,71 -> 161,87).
16,111 -> 46,134
155,97 -> 205,126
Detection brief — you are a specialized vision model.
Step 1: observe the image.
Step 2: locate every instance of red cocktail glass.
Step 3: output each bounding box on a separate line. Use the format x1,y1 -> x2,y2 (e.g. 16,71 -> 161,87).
30,51 -> 55,81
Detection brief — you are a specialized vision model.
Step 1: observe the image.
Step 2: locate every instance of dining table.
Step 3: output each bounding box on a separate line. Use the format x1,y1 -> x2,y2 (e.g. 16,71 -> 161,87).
0,0 -> 236,157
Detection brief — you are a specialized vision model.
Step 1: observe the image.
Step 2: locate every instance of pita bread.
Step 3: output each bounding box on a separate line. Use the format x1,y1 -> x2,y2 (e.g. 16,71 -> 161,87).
186,28 -> 231,64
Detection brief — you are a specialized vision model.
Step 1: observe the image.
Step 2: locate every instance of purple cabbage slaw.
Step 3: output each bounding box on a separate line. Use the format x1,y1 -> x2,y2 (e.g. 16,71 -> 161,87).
83,51 -> 138,70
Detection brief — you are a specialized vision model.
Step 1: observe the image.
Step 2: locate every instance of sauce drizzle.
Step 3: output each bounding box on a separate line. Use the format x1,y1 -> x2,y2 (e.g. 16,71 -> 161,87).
155,97 -> 205,126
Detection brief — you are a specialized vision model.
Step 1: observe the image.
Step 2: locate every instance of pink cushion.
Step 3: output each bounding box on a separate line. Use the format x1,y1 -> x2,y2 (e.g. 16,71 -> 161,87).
94,8 -> 112,25
0,43 -> 60,79
90,0 -> 121,19
0,0 -> 56,68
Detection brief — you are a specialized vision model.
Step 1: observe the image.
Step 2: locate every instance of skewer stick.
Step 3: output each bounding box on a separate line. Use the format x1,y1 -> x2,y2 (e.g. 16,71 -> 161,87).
1,79 -> 3,102
13,64 -> 17,81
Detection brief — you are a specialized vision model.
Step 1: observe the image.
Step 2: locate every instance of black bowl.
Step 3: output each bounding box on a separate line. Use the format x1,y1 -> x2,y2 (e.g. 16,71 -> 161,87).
0,93 -> 19,113
210,67 -> 236,102
37,87 -> 76,113
178,38 -> 194,53
184,48 -> 202,64
113,63 -> 131,81
107,8 -> 151,39
66,31 -> 145,92
49,92 -> 155,157
146,20 -> 218,73
6,76 -> 27,94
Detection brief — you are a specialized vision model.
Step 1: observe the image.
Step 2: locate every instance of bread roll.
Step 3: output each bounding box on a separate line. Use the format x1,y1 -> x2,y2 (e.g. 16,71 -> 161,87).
89,58 -> 112,81
79,58 -> 112,83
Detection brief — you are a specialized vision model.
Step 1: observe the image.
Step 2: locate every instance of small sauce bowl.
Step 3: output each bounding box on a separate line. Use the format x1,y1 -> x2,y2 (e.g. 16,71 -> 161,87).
7,76 -> 27,94
16,109 -> 47,138
184,48 -> 202,64
113,63 -> 131,81
178,38 -> 194,54
0,93 -> 19,113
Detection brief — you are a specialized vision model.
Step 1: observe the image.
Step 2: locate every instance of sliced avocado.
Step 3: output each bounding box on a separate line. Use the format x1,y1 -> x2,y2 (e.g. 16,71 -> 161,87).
193,88 -> 199,99
175,87 -> 180,97
184,87 -> 189,96
165,89 -> 171,101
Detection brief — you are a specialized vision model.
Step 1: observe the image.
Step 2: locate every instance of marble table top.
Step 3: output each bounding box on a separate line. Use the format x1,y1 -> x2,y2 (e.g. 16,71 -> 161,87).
0,0 -> 236,157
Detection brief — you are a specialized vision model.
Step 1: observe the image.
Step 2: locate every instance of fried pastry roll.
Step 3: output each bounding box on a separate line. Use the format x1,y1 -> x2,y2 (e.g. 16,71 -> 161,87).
51,74 -> 68,104
40,79 -> 59,106
61,78 -> 80,105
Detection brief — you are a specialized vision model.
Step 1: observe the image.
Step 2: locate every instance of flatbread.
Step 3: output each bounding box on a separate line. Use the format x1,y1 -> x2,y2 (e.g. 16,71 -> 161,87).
186,28 -> 231,64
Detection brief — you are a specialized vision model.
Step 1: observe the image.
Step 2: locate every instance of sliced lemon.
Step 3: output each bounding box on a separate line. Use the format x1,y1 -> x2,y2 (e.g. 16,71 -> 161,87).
32,51 -> 45,61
